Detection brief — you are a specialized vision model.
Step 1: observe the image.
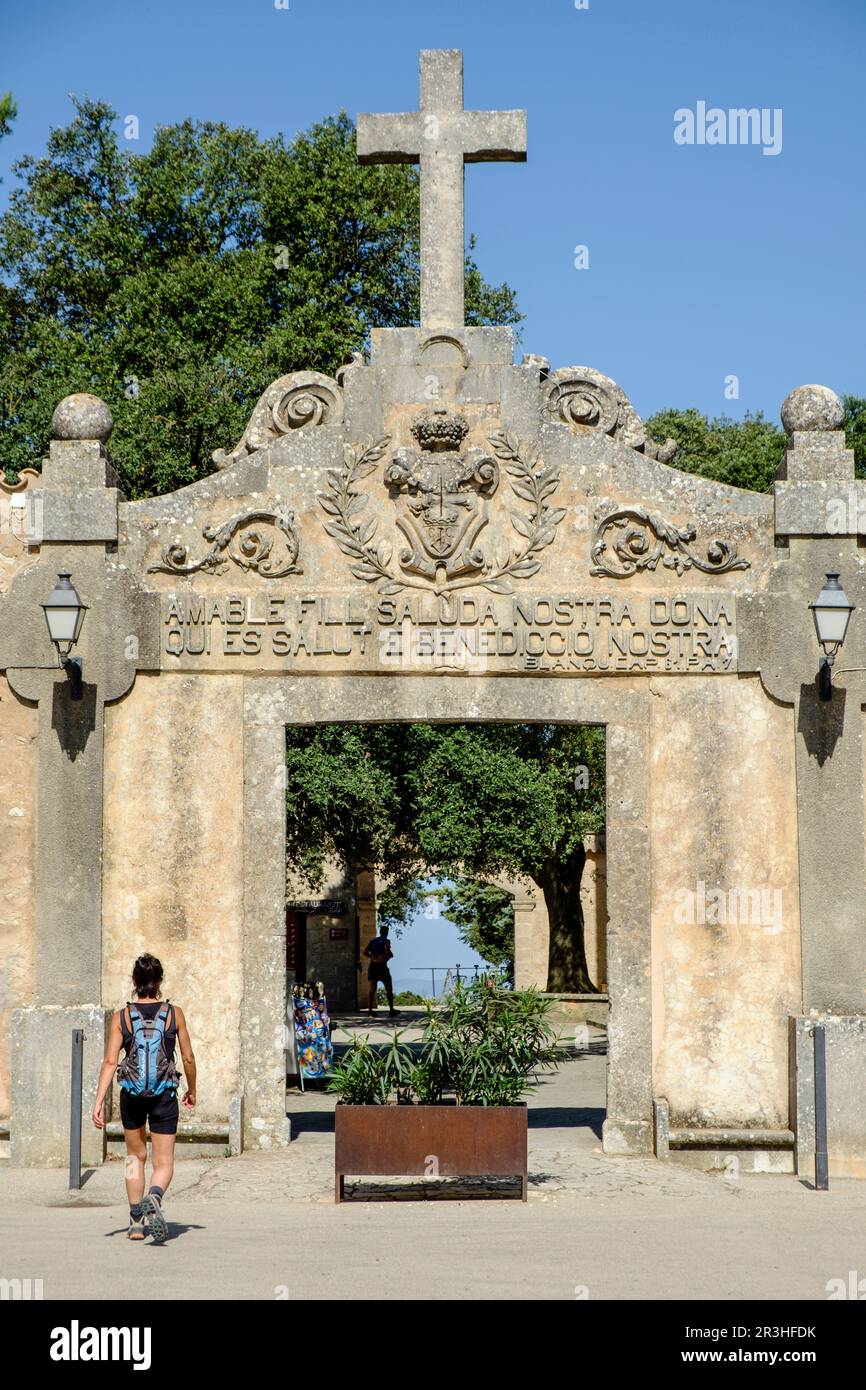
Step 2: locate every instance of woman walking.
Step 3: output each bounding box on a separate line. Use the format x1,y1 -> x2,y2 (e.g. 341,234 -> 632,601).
92,954 -> 196,1243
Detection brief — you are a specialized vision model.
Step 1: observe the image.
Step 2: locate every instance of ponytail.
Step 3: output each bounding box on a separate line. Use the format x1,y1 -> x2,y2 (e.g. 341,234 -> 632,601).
131,953 -> 164,1000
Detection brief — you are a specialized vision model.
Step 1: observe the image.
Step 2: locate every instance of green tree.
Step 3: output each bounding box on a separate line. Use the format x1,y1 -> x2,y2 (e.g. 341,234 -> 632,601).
0,99 -> 520,491
285,722 -> 606,993
647,398 -> 866,492
645,407 -> 787,493
842,395 -> 866,478
0,92 -> 16,144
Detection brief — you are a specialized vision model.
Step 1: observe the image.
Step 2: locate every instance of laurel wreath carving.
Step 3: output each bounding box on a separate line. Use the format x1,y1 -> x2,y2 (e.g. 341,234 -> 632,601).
482,432 -> 565,592
317,431 -> 565,596
318,437 -> 398,589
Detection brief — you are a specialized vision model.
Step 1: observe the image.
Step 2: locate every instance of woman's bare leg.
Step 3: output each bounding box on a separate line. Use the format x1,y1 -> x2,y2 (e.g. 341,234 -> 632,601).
124,1127 -> 147,1206
150,1131 -> 176,1195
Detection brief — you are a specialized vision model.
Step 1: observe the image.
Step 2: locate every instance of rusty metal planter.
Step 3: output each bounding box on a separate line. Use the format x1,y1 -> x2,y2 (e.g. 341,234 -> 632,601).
334,1103 -> 528,1202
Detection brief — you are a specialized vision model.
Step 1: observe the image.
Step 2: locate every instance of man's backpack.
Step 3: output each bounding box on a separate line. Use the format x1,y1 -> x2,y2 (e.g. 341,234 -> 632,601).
117,1003 -> 180,1097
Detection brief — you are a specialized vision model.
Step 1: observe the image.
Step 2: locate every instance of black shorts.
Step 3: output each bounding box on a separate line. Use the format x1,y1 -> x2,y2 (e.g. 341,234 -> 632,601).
119,1088 -> 179,1135
368,962 -> 391,983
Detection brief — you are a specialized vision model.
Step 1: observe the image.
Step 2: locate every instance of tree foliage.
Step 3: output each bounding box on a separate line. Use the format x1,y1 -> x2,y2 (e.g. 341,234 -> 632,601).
0,99 -> 520,492
645,407 -> 786,493
841,395 -> 866,478
646,398 -> 866,493
0,92 -> 16,143
285,722 -> 606,992
327,979 -> 559,1107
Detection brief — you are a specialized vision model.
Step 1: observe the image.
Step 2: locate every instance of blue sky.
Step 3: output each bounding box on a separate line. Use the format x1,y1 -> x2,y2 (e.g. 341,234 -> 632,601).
389,912 -> 488,998
3,0 -> 865,427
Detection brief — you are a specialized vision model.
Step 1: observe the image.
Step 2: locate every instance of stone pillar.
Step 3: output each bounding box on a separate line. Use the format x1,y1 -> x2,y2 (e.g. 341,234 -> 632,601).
240,691 -> 291,1149
507,879 -> 547,991
740,386 -> 866,1015
0,395 -> 158,1165
355,869 -> 378,1008
603,720 -> 653,1156
582,834 -> 608,991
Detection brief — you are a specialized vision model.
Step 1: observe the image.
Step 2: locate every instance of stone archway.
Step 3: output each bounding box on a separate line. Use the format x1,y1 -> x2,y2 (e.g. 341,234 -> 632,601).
4,344 -> 853,1173
2,48 -> 864,1177
239,676 -> 653,1155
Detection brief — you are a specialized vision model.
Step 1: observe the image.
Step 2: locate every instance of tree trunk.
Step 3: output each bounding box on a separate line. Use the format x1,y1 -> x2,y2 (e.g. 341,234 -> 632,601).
536,844 -> 596,993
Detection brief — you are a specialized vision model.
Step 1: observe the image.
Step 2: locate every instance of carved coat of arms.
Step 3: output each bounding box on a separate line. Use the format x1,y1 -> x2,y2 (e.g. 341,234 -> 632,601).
384,411 -> 499,584
319,409 -> 566,597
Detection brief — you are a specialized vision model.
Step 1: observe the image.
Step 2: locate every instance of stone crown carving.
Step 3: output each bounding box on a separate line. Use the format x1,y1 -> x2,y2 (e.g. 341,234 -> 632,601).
544,366 -> 678,464
212,370 -> 345,469
411,409 -> 470,452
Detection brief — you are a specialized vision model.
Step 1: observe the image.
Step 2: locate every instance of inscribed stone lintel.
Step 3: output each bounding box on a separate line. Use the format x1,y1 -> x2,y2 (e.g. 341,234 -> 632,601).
157,587 -> 740,676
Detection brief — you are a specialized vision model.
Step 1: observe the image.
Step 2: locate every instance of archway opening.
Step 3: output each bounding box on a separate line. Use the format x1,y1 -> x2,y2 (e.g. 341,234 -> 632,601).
283,719 -> 609,1150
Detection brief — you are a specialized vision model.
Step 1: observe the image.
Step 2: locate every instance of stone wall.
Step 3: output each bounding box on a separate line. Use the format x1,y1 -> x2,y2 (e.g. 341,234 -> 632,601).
286,857 -> 359,1012
305,915 -> 357,1011
0,675 -> 36,1116
0,476 -> 40,1117
509,840 -> 608,993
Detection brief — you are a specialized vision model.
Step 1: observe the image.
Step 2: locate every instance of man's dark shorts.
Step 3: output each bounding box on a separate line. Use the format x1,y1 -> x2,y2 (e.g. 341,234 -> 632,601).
119,1088 -> 179,1135
368,962 -> 391,984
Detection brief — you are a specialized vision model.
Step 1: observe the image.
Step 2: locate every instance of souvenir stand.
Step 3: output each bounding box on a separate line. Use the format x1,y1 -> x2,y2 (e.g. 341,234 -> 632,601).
287,982 -> 334,1090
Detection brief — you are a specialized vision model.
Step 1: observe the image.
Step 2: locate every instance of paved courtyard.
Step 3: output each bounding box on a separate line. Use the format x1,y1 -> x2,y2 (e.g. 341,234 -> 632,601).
2,1020 -> 865,1301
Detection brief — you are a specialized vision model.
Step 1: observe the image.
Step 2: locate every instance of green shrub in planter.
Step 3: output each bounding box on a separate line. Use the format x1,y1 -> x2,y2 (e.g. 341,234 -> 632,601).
328,979 -> 559,1107
327,1034 -> 411,1106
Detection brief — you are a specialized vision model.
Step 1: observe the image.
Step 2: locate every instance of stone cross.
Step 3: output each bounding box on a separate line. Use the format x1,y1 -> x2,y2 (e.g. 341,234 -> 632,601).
357,49 -> 526,331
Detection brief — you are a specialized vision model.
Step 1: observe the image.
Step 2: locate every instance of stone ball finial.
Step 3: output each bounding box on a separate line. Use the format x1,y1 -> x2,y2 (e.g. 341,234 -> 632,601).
781,385 -> 844,435
51,392 -> 113,443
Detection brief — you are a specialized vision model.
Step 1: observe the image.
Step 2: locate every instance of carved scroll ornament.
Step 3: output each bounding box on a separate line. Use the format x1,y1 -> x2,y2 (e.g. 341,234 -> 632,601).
212,371 -> 345,469
148,506 -> 302,578
590,506 -> 750,578
545,367 -> 678,464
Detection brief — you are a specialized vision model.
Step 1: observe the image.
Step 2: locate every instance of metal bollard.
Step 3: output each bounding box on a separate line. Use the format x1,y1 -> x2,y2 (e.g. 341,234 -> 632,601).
813,1021 -> 829,1191
69,1028 -> 84,1190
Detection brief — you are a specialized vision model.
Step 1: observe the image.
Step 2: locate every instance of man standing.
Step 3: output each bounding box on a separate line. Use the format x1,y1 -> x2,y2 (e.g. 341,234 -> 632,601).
364,925 -> 399,1017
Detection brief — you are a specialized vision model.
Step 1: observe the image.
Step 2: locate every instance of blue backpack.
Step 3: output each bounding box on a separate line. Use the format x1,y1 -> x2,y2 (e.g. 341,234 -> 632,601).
117,1003 -> 180,1097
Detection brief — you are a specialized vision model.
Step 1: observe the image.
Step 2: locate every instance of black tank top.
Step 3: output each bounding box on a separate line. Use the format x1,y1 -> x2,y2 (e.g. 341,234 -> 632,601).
121,1000 -> 177,1063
